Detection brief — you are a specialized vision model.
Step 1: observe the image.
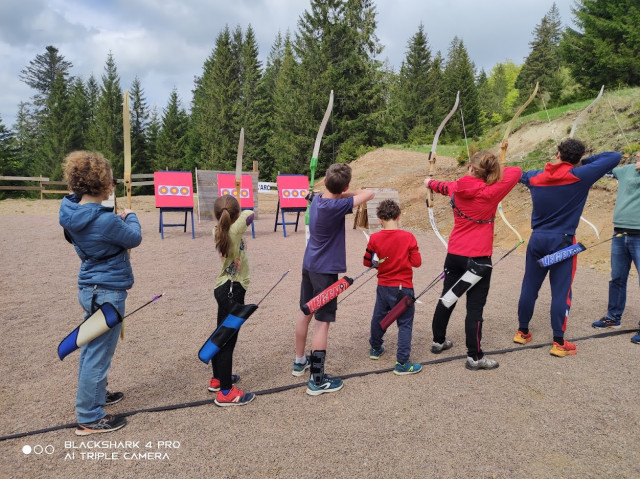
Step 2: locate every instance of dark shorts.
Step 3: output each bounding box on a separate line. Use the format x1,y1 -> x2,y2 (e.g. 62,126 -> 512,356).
299,268 -> 339,322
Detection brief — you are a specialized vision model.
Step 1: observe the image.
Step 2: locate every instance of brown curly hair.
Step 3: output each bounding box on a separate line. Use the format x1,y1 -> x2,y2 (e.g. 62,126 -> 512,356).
63,151 -> 113,197
376,199 -> 401,221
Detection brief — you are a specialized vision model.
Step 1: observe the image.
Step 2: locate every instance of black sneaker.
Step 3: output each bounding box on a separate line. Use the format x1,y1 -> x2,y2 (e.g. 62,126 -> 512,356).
105,391 -> 124,406
75,414 -> 127,436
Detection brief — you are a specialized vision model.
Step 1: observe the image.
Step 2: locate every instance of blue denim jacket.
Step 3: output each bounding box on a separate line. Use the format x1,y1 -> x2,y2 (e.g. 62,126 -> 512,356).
59,194 -> 142,290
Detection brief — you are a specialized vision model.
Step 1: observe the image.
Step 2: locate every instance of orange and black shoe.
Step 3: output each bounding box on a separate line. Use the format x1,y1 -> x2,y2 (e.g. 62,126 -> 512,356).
513,330 -> 532,345
214,386 -> 255,407
550,340 -> 578,357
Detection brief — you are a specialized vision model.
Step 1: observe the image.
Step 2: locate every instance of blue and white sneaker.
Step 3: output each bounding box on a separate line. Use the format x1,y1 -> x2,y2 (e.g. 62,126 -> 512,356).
306,375 -> 344,396
369,345 -> 385,360
393,361 -> 422,375
592,317 -> 621,329
631,332 -> 640,344
292,356 -> 311,377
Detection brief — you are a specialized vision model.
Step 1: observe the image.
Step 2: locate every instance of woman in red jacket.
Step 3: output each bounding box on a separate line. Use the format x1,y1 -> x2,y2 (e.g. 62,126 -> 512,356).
424,151 -> 521,370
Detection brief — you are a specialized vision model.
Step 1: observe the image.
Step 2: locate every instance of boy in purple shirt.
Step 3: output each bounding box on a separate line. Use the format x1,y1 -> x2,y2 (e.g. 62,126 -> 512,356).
293,163 -> 374,395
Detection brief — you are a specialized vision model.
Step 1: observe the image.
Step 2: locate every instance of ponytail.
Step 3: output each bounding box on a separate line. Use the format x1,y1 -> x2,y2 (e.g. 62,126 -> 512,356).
469,151 -> 503,186
213,195 -> 240,257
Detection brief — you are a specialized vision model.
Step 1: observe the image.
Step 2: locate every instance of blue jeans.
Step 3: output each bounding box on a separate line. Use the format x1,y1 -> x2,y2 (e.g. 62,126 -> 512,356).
76,286 -> 127,423
369,285 -> 415,363
606,234 -> 640,322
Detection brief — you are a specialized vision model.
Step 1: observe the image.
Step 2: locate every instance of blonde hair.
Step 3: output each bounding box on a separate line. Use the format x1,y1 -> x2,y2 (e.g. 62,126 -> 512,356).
469,151 -> 502,186
214,195 -> 240,257
62,151 -> 113,197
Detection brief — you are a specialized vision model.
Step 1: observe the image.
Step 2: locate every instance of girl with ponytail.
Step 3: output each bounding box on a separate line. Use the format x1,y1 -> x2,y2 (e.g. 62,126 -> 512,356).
208,194 -> 256,406
424,151 -> 521,370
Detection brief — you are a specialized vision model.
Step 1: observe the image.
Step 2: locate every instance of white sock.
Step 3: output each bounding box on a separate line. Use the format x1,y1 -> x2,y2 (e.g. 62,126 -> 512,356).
295,356 -> 307,364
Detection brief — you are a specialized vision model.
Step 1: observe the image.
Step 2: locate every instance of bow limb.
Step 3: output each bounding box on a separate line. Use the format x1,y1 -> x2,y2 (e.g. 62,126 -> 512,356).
426,91 -> 460,249
305,90 -> 334,244
121,90 -> 132,339
236,128 -> 245,201
569,86 -> 605,239
123,90 -> 132,211
497,82 -> 539,246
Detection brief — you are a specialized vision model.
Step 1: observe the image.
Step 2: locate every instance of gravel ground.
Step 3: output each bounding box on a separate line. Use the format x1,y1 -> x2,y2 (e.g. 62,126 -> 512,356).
0,192 -> 639,479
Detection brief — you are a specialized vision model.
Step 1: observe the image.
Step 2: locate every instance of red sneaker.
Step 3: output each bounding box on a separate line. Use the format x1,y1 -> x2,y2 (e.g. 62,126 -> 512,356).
214,386 -> 255,407
207,374 -> 240,392
550,340 -> 577,357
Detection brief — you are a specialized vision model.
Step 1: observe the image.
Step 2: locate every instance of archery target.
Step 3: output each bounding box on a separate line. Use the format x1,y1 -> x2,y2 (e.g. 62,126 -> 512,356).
154,171 -> 194,208
216,173 -> 255,207
276,175 -> 309,208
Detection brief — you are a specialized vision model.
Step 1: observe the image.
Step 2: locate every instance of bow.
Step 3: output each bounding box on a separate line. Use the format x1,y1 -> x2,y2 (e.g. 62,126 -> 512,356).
235,128 -> 245,201
123,90 -> 132,213
569,85 -> 605,239
497,81 -> 539,248
426,91 -> 460,249
121,90 -> 132,339
305,90 -> 334,244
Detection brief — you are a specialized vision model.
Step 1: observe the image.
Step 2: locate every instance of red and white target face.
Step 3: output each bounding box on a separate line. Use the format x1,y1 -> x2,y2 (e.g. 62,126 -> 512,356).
282,188 -> 307,198
220,188 -> 250,198
158,185 -> 191,196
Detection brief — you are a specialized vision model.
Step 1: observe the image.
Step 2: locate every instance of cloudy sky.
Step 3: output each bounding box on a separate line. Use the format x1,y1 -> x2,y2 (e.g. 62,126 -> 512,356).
0,0 -> 576,127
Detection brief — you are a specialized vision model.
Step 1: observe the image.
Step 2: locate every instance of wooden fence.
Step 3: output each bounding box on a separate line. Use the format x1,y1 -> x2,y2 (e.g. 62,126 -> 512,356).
0,176 -> 69,199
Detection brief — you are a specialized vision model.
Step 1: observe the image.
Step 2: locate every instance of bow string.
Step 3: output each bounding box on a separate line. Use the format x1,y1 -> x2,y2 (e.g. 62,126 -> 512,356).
497,81 -> 539,248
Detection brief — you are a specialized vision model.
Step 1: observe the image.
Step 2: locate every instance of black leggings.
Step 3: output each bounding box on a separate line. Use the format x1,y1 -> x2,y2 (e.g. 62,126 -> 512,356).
432,253 -> 492,360
212,280 -> 246,390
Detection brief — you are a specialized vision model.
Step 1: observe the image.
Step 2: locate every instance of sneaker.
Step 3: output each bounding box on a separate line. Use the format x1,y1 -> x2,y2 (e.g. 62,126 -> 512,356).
430,339 -> 453,354
214,386 -> 255,407
208,374 -> 240,392
75,414 -> 127,436
465,356 -> 499,370
550,340 -> 578,357
369,345 -> 385,360
292,356 -> 311,377
393,361 -> 422,375
631,333 -> 640,344
513,330 -> 532,344
592,317 -> 622,329
305,375 -> 344,396
105,391 -> 124,406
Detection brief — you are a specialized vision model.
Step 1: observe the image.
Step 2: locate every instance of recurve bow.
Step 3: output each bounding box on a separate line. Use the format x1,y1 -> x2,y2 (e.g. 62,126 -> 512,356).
236,128 -> 245,202
426,91 -> 460,249
497,82 -> 540,248
305,90 -> 334,244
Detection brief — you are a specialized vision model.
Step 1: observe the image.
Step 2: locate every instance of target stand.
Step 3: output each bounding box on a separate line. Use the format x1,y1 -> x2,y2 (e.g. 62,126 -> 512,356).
274,175 -> 309,238
154,172 -> 195,239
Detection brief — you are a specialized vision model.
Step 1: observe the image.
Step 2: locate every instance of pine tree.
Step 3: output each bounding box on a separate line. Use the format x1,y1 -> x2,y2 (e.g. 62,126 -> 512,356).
561,0 -> 640,89
155,89 -> 189,171
68,77 -> 90,150
190,26 -> 240,170
93,53 -> 123,174
130,77 -> 150,174
0,115 -> 18,177
12,103 -> 39,177
146,107 -> 161,170
396,24 -> 435,143
19,45 -> 73,111
516,4 -> 564,105
443,37 -> 482,138
239,25 -> 268,175
37,71 -> 74,179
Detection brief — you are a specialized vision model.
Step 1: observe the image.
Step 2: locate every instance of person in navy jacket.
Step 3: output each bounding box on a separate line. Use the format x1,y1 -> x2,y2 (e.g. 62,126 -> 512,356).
513,139 -> 621,357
